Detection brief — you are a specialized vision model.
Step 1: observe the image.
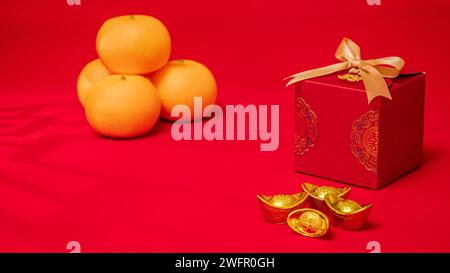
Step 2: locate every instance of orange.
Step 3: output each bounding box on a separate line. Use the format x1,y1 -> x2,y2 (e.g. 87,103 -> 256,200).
149,59 -> 217,121
77,59 -> 112,107
96,15 -> 171,74
85,75 -> 161,138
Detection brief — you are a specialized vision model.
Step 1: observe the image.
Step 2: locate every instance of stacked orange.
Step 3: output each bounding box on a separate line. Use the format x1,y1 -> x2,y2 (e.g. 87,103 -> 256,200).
77,15 -> 217,138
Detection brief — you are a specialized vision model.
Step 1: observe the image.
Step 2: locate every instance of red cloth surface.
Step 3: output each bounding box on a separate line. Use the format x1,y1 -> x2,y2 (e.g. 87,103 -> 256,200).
0,0 -> 449,252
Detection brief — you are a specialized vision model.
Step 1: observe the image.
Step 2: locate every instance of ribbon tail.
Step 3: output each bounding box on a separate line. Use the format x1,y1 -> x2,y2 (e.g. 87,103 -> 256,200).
285,62 -> 349,87
366,57 -> 405,78
360,65 -> 392,103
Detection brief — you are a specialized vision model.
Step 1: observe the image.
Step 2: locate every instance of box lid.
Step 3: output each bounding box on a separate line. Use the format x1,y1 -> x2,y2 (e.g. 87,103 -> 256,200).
303,70 -> 424,94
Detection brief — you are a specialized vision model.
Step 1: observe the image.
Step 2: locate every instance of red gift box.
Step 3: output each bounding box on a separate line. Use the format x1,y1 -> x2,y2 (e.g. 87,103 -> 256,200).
293,72 -> 425,190
288,38 -> 425,190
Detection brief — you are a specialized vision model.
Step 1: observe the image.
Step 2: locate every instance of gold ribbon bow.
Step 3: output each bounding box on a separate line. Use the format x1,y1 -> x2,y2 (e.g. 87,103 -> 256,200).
285,37 -> 405,103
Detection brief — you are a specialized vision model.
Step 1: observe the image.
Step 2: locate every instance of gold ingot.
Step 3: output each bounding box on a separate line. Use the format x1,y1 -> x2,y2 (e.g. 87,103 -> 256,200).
256,192 -> 308,224
301,183 -> 351,212
287,208 -> 329,237
324,194 -> 372,230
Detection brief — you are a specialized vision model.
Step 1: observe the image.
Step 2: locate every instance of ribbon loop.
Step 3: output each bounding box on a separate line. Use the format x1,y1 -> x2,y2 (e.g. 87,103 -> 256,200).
286,37 -> 405,103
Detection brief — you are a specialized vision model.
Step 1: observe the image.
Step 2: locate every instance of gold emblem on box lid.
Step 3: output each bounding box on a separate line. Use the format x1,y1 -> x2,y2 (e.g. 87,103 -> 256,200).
338,72 -> 363,82
287,208 -> 329,237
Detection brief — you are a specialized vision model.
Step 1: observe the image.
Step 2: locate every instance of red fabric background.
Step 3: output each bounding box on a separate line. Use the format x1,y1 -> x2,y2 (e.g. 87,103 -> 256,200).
0,0 -> 449,252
